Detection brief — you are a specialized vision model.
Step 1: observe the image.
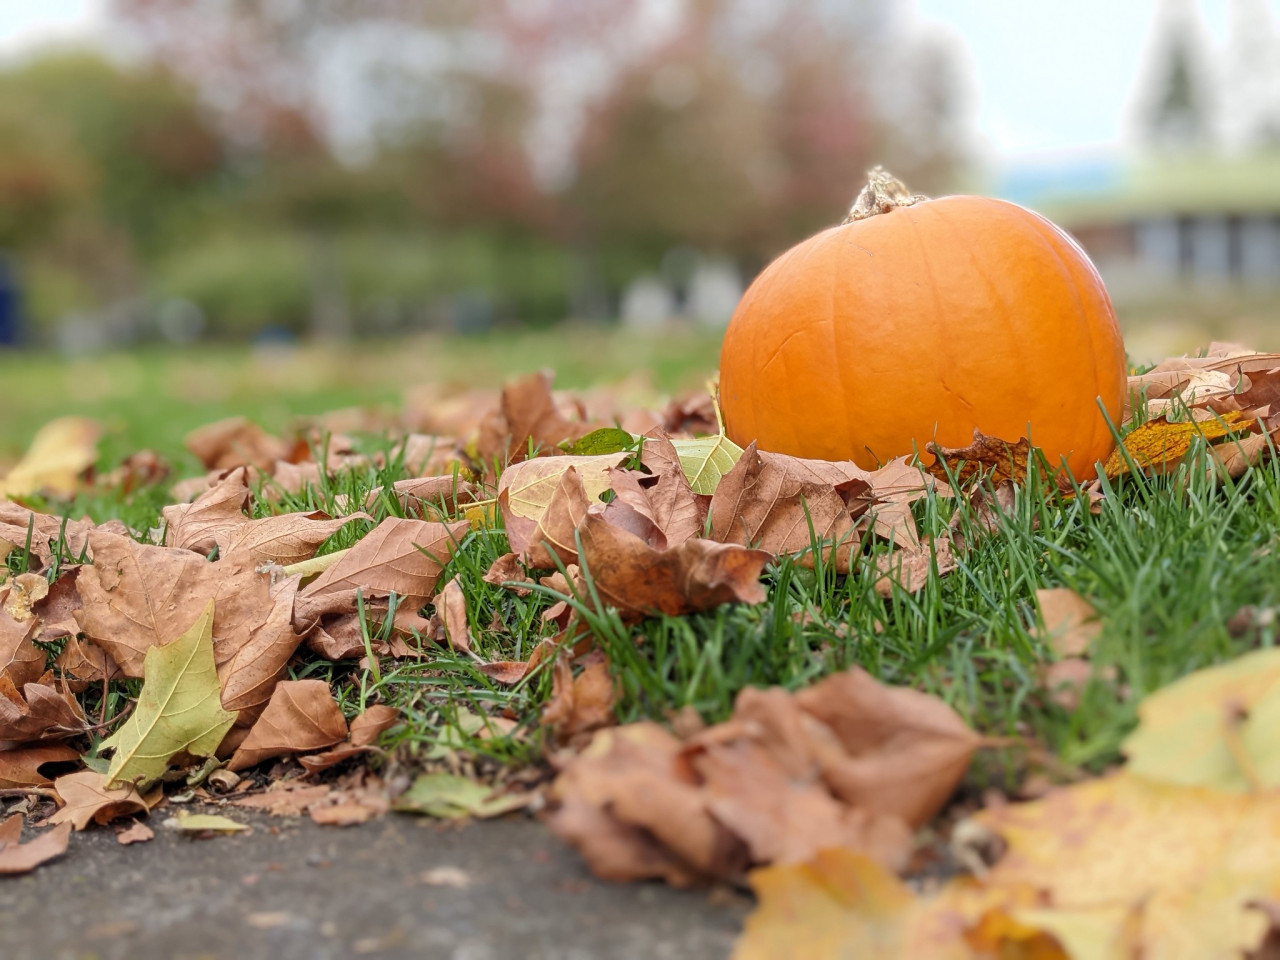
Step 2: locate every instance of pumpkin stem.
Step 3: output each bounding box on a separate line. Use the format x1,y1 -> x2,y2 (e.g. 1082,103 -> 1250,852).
843,167 -> 929,223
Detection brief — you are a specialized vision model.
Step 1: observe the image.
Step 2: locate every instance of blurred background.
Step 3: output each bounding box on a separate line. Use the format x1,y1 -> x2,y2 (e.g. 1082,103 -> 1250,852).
0,0 -> 1278,458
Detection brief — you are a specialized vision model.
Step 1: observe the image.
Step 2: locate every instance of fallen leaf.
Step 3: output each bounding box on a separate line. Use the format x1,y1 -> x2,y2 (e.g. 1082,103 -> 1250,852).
115,820 -> 154,845
228,679 -> 348,772
575,507 -> 768,622
49,770 -> 148,830
297,704 -> 400,773
639,431 -> 709,544
293,517 -> 468,624
498,455 -> 626,567
1208,431 -> 1273,480
1104,411 -> 1248,477
1034,588 -> 1102,657
478,638 -> 558,686
419,866 -> 473,888
476,370 -> 592,467
389,434 -> 466,476
185,417 -> 294,471
0,676 -> 87,741
30,567 -> 83,642
1122,646 -> 1280,792
4,572 -> 49,621
542,655 -> 617,742
0,744 -> 79,789
392,772 -> 532,819
0,598 -> 43,689
100,601 -> 237,789
926,429 -> 1033,487
162,467 -> 250,555
309,802 -> 377,827
231,781 -> 331,816
436,579 -> 477,657
171,812 -> 250,833
709,443 -> 869,572
1,417 -> 99,498
482,552 -> 531,595
872,538 -> 958,597
366,476 -> 477,519
668,432 -> 744,496
0,816 -> 70,875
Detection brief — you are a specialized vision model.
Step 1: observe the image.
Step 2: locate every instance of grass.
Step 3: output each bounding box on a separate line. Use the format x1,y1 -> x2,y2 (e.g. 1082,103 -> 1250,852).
10,322 -> 1280,791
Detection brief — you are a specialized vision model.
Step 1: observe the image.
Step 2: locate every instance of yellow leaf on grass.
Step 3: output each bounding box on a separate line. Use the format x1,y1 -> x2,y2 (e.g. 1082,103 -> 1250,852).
1122,646 -> 1280,792
0,417 -> 99,498
100,601 -> 236,790
498,455 -> 626,521
1103,411 -> 1247,477
669,433 -> 744,495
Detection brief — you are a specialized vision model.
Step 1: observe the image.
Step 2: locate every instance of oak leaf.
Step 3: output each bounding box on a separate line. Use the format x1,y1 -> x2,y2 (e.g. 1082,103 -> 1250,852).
228,679 -> 348,772
100,601 -> 237,789
49,769 -> 148,830
0,815 -> 70,875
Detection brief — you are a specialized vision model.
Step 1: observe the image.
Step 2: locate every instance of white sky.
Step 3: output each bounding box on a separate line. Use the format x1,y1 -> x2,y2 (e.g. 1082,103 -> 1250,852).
2,0 -> 1277,162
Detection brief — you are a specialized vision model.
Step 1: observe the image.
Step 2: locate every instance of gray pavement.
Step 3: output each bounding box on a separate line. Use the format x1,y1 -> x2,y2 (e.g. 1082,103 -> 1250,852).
0,811 -> 750,960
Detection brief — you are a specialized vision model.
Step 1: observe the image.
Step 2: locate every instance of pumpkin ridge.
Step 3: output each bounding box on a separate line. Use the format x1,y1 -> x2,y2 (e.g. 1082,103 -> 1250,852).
825,230 -> 854,458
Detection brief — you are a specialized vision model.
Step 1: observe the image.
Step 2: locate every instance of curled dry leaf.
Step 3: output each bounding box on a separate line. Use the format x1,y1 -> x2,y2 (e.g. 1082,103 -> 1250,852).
575,507 -> 768,622
436,579 -> 477,657
297,703 -> 400,773
926,429 -> 1033,488
293,517 -> 468,624
0,598 -> 43,690
1034,587 -> 1102,658
30,566 -> 83,643
476,370 -> 593,468
0,743 -> 79,789
542,655 -> 617,743
482,552 -> 531,595
116,820 -> 155,845
162,467 -> 251,554
0,676 -> 87,742
228,679 -> 349,772
0,416 -> 99,499
49,769 -> 148,830
185,416 -> 296,471
709,443 -> 870,572
497,454 -> 626,567
0,815 -> 70,876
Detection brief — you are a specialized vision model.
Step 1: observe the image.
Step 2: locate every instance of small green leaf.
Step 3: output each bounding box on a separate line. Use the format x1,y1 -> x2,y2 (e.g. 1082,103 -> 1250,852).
172,812 -> 249,834
392,772 -> 529,819
100,601 -> 236,790
559,428 -> 637,457
669,433 -> 744,495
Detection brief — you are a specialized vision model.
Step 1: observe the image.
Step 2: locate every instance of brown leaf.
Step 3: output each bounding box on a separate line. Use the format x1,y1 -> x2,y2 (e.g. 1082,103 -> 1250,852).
1209,431 -> 1273,480
1039,657 -> 1095,711
542,655 -> 617,743
104,449 -> 169,494
54,637 -> 122,690
0,597 -> 43,690
365,476 -> 477,519
228,679 -> 349,772
1035,588 -> 1102,657
49,769 -> 148,830
214,573 -> 306,717
296,703 -> 400,773
0,744 -> 79,789
793,668 -> 980,827
293,518 -> 468,624
30,567 -> 83,642
576,507 -> 768,622
476,370 -> 592,468
498,455 -> 626,567
116,820 -> 154,845
709,443 -> 869,572
0,501 -> 119,570
218,511 -> 371,569
162,467 -> 251,554
948,482 -> 1015,552
927,429 -> 1033,487
185,417 -> 295,471
0,816 -> 70,875
478,638 -> 557,686
0,677 -> 87,741
231,781 -> 332,816
872,538 -> 957,598
436,579 -> 476,657
637,432 -> 707,545
388,434 -> 467,477
482,552 -> 531,595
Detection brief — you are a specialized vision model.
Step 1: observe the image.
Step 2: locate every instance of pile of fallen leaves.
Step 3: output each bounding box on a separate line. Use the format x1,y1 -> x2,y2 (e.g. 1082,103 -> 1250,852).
2,344 -> 1280,958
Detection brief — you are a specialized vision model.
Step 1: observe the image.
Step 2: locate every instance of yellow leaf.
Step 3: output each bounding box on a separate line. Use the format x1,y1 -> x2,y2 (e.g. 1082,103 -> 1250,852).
669,433 -> 744,495
498,454 -> 627,521
1122,647 -> 1280,792
1103,412 -> 1247,477
100,601 -> 236,790
0,417 -> 99,498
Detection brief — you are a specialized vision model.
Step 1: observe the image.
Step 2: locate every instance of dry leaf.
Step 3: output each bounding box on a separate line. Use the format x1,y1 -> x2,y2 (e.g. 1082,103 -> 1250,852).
1,417 -> 99,498
171,812 -> 250,833
0,743 -> 78,789
297,704 -> 399,773
926,429 -> 1033,487
231,781 -> 331,816
30,567 -> 83,642
1034,588 -> 1102,657
482,552 -> 531,595
228,679 -> 349,772
293,517 -> 468,624
0,598 -> 43,690
476,370 -> 592,467
575,507 -> 768,622
436,579 -> 476,657
710,443 -> 870,572
162,467 -> 251,554
116,820 -> 154,845
498,455 -> 626,567
0,677 -> 87,741
542,655 -> 616,742
639,431 -> 709,544
49,769 -> 148,830
366,475 -> 477,518
185,417 -> 294,471
872,538 -> 957,597
0,816 -> 70,875
1104,411 -> 1248,476
1209,432 -> 1273,480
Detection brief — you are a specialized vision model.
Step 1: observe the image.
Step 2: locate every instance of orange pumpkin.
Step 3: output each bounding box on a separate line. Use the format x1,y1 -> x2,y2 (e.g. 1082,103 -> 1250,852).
718,170 -> 1126,479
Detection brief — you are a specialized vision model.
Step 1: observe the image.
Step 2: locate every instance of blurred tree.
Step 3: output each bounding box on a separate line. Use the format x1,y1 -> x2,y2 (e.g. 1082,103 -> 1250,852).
1141,0 -> 1213,150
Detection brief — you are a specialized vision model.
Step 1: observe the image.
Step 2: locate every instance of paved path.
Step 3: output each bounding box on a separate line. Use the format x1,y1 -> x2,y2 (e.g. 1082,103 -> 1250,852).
0,811 -> 750,960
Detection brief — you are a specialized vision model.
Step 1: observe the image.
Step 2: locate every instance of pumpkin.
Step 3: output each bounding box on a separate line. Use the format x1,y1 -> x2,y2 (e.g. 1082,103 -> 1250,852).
718,169 -> 1126,479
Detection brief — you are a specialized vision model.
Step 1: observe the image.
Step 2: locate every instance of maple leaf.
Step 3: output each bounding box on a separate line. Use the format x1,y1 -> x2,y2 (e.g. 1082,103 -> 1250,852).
100,601 -> 237,789
0,416 -> 99,499
1122,646 -> 1280,792
0,815 -> 70,876
926,429 -> 1033,487
709,443 -> 871,572
228,679 -> 348,772
49,769 -> 148,830
1103,411 -> 1248,477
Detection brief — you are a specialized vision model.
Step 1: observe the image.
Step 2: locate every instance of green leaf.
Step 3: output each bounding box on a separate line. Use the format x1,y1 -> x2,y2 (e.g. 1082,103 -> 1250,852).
1122,646 -> 1280,792
669,433 -> 744,495
100,601 -> 236,790
559,427 -> 637,457
392,772 -> 529,819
